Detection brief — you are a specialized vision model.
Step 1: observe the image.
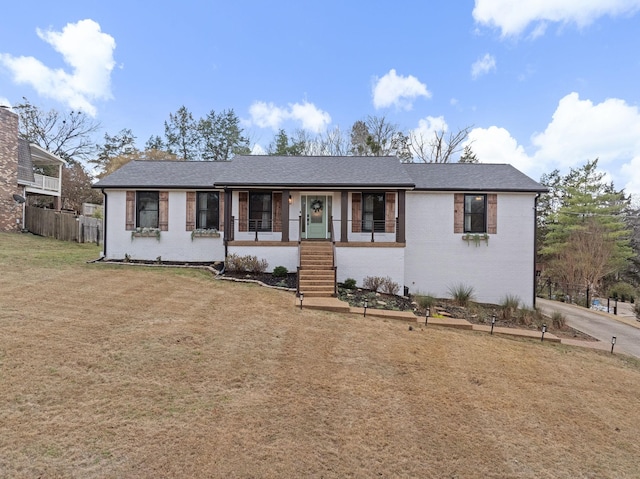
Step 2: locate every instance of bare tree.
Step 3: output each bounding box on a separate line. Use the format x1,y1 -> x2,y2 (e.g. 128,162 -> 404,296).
318,126 -> 350,156
14,97 -> 101,162
410,126 -> 472,163
349,115 -> 411,159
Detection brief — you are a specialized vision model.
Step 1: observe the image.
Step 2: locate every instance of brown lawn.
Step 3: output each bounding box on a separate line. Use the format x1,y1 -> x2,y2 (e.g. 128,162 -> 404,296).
1,233 -> 640,478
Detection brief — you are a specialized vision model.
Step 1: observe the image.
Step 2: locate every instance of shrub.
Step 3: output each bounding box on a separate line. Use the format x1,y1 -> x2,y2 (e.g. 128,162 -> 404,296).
225,254 -> 268,273
272,266 -> 288,278
343,278 -> 357,289
448,283 -> 475,307
381,276 -> 400,295
416,294 -> 436,310
551,311 -> 566,329
225,253 -> 243,272
363,276 -> 384,292
608,282 -> 637,303
247,256 -> 268,273
500,294 -> 520,320
635,302 -> 640,320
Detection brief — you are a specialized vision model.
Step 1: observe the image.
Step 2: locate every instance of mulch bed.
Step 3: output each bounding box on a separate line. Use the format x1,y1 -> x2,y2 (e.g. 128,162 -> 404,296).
221,271 -> 298,289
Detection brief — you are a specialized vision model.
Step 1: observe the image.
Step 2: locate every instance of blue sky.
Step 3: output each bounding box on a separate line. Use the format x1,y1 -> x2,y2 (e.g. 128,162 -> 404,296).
1,0 -> 640,196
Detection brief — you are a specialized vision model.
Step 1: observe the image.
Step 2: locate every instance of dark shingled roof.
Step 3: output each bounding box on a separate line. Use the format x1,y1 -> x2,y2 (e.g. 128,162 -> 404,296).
93,160 -> 232,188
403,162 -> 546,192
17,139 -> 35,183
215,155 -> 415,188
93,156 -> 546,193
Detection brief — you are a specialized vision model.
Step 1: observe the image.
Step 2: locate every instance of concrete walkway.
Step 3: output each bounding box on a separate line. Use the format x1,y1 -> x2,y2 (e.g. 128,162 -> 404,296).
301,296 -> 614,353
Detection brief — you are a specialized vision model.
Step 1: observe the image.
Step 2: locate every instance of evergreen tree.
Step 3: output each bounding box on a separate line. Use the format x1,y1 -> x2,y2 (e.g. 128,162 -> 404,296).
459,145 -> 479,163
539,159 -> 633,297
164,106 -> 200,160
199,109 -> 250,161
268,129 -> 305,156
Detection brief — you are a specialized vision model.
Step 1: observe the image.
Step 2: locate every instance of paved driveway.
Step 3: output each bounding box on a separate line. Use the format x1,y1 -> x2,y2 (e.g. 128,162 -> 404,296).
536,298 -> 640,358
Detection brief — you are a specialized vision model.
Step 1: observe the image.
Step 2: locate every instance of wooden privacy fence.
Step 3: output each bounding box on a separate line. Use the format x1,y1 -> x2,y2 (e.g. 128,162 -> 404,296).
25,206 -> 102,244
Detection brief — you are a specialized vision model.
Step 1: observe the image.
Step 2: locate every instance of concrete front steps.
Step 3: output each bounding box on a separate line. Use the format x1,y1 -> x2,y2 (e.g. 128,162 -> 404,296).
298,241 -> 336,297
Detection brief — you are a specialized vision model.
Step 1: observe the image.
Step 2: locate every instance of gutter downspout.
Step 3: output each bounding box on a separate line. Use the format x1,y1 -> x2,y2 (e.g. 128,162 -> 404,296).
21,186 -> 26,231
533,193 -> 540,309
101,189 -> 107,258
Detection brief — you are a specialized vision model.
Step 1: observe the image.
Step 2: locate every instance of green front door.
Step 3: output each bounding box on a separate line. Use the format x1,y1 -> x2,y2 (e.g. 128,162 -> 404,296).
305,195 -> 328,239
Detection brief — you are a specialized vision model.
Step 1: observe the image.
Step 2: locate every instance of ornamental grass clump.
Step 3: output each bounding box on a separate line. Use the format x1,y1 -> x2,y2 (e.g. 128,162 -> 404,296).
500,294 -> 521,320
551,311 -> 566,329
448,283 -> 475,307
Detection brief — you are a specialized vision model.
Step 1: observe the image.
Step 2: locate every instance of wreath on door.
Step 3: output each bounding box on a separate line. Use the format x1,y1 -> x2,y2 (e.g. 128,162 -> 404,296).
311,199 -> 323,213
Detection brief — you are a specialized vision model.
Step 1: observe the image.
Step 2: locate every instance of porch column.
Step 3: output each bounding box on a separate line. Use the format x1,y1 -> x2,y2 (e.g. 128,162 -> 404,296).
281,189 -> 290,242
341,191 -> 348,243
224,190 -> 233,241
397,190 -> 406,243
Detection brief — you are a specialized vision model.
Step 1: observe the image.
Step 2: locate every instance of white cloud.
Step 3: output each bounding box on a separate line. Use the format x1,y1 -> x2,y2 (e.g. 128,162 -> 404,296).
473,0 -> 640,37
0,19 -> 116,116
248,100 -> 331,133
471,53 -> 496,79
530,93 -> 640,170
0,97 -> 11,108
412,115 -> 448,139
251,143 -> 266,155
372,69 -> 431,110
289,102 -> 332,133
467,126 -> 533,173
467,92 -> 640,197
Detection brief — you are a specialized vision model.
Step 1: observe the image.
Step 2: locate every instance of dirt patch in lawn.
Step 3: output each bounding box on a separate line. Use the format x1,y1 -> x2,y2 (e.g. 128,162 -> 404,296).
1,233 -> 637,478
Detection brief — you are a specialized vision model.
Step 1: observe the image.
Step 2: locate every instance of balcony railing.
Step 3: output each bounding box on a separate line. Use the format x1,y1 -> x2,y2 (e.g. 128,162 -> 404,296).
32,174 -> 60,193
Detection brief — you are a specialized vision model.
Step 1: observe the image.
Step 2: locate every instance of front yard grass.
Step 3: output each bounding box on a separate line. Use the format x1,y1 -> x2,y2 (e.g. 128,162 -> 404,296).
1,232 -> 640,478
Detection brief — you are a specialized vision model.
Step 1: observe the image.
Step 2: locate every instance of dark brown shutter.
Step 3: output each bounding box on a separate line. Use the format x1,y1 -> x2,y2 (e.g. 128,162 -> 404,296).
186,191 -> 196,231
273,192 -> 282,232
454,193 -> 464,233
385,192 -> 395,233
126,191 -> 135,230
159,191 -> 169,231
219,193 -> 224,231
352,192 -> 362,232
487,194 -> 497,234
238,192 -> 248,232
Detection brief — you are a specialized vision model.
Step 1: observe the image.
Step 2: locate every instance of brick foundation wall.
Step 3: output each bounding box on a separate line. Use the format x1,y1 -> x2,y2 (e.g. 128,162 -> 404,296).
0,107 -> 21,232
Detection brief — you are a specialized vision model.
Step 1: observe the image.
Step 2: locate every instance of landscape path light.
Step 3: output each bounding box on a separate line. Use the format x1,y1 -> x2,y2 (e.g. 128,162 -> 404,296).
541,324 -> 547,342
363,299 -> 368,317
425,307 -> 430,325
491,314 -> 496,335
611,336 -> 617,354
299,292 -> 304,310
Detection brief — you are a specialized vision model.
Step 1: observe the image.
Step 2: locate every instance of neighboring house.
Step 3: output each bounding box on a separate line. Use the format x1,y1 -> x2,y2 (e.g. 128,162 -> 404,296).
93,155 -> 546,307
0,106 -> 66,232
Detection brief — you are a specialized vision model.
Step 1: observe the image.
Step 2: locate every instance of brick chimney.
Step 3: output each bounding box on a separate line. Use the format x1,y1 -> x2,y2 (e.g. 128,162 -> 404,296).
0,106 -> 21,231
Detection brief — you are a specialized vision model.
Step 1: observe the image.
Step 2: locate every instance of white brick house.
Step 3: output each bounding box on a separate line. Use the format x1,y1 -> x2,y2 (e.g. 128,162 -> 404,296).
93,156 -> 546,307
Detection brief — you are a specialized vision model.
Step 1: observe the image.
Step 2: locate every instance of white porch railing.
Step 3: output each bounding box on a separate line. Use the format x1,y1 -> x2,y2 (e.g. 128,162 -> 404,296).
33,174 -> 60,193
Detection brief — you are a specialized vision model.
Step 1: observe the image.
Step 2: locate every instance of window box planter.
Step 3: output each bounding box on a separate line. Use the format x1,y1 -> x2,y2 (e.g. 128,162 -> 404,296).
131,227 -> 161,240
191,229 -> 220,240
462,233 -> 489,246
